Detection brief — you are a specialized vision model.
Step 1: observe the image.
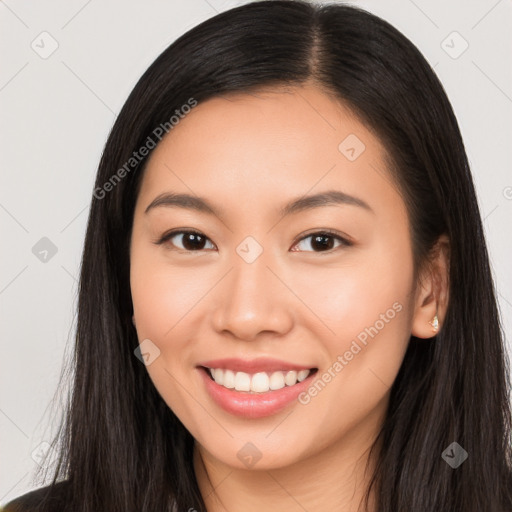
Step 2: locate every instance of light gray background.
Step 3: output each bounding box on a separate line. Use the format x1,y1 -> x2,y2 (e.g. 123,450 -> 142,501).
1,0 -> 511,504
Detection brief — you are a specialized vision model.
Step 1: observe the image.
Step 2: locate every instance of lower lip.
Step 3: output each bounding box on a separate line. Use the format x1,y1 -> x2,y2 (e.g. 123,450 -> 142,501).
197,367 -> 317,419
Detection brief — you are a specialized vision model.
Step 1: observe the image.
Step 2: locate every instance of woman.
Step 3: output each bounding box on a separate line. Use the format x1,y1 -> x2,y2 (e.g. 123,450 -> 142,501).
3,0 -> 511,511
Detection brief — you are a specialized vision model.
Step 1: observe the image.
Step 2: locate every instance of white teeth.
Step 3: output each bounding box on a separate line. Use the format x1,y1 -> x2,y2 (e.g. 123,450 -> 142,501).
223,369 -> 236,388
269,371 -> 285,390
297,369 -> 309,382
234,371 -> 251,391
206,367 -> 312,393
250,372 -> 269,392
284,371 -> 298,386
212,368 -> 224,385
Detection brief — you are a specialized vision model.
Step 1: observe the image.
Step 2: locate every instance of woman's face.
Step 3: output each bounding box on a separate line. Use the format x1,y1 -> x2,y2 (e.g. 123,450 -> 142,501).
130,84 -> 423,470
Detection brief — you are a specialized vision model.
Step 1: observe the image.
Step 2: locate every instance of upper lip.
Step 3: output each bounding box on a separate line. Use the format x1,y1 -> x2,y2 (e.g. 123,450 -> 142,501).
197,357 -> 316,374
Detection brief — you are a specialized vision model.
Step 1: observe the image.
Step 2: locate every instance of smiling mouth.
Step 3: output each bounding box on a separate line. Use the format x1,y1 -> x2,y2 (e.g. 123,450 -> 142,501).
200,366 -> 318,394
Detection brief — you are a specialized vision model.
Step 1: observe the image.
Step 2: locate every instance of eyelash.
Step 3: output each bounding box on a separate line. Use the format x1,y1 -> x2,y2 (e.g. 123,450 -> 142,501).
153,228 -> 353,253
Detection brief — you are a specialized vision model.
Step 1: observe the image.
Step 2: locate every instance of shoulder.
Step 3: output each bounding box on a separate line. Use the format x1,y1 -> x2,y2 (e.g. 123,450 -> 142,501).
1,481 -> 69,512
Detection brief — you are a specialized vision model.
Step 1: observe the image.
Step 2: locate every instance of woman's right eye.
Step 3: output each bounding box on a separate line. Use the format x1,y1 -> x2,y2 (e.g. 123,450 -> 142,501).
155,230 -> 216,252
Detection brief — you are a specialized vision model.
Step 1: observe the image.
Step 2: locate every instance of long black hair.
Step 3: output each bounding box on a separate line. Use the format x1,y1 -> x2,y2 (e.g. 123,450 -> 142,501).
8,1 -> 512,511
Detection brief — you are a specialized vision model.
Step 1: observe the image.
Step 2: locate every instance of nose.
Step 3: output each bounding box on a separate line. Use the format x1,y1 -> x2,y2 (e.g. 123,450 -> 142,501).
211,249 -> 294,342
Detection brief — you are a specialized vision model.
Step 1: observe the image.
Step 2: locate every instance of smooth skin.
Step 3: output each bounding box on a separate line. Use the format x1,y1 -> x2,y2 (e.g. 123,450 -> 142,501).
130,83 -> 450,512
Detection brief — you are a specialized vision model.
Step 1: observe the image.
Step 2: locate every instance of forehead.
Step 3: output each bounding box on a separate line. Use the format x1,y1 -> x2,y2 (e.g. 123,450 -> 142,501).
137,84 -> 402,220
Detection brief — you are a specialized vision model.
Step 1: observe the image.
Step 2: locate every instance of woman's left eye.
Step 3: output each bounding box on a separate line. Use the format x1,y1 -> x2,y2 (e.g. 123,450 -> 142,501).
291,231 -> 352,253
155,229 -> 352,253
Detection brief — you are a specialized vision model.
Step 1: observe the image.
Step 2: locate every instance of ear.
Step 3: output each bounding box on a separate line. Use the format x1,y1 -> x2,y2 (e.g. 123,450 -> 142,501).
411,234 -> 450,339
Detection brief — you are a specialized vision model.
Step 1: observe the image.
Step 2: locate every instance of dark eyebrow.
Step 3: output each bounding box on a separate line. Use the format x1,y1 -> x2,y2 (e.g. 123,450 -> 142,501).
144,189 -> 374,217
279,190 -> 374,217
145,192 -> 219,216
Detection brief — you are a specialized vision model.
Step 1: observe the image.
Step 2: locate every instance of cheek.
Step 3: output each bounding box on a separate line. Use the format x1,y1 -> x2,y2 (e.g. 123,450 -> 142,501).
129,246 -> 219,407
130,249 -> 205,420
130,244 -> 207,338
291,263 -> 411,444
289,241 -> 413,388
289,257 -> 411,340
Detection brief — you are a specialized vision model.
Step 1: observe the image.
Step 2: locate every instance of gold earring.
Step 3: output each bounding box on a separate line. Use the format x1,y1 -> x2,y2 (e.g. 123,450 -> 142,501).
429,314 -> 439,332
